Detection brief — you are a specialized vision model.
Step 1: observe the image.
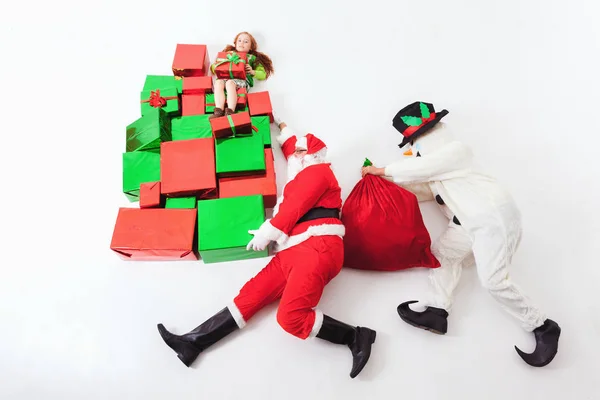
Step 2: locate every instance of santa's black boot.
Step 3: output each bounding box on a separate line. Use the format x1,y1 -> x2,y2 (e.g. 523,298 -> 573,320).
515,319 -> 561,367
397,300 -> 448,334
157,307 -> 239,367
316,315 -> 376,378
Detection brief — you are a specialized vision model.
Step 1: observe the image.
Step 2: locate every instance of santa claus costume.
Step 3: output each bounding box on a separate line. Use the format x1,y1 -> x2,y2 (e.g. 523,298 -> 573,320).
157,115 -> 377,378
364,101 -> 561,367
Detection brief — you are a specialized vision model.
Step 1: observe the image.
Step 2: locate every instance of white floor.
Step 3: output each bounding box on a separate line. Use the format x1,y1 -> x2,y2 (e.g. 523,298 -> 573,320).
2,0 -> 600,399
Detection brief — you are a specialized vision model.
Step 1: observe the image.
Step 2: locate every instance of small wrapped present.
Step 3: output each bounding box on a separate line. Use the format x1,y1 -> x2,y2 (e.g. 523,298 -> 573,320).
213,51 -> 247,80
140,182 -> 162,208
110,208 -> 198,261
172,44 -> 210,77
126,107 -> 172,152
143,75 -> 182,94
215,128 -> 265,177
197,195 -> 268,263
140,87 -> 180,117
171,115 -> 212,141
160,138 -> 217,199
251,116 -> 271,147
248,91 -> 273,122
209,111 -> 252,139
183,76 -> 213,95
122,151 -> 161,201
182,94 -> 205,116
219,149 -> 277,208
165,196 -> 197,209
235,88 -> 247,111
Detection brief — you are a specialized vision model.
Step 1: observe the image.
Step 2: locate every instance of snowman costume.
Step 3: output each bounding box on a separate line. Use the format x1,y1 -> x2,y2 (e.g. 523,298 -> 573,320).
157,116 -> 376,378
384,102 -> 561,367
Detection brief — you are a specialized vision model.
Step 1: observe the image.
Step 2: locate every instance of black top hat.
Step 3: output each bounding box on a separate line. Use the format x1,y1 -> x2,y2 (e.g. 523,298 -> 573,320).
393,101 -> 449,148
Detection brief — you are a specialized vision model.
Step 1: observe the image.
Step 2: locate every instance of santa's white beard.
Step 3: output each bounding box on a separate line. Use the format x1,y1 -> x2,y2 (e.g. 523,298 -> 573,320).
285,149 -> 328,183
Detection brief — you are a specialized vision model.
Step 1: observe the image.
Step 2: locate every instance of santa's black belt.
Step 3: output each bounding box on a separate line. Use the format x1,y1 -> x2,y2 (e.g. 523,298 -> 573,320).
297,207 -> 340,224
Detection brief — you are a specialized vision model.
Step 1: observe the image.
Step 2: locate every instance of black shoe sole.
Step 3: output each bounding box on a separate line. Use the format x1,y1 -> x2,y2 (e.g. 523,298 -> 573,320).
397,313 -> 446,335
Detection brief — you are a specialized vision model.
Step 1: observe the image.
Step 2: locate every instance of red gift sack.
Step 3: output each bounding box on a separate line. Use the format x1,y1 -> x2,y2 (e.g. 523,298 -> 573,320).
341,174 -> 440,271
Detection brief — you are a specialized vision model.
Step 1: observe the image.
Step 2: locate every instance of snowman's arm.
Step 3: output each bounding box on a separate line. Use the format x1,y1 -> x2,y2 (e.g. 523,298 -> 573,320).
384,141 -> 472,184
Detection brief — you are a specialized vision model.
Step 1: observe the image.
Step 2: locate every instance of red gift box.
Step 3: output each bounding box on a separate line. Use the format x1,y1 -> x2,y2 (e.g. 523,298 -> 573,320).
236,88 -> 247,111
182,94 -> 206,116
213,51 -> 247,80
160,138 -> 217,198
209,111 -> 252,139
110,208 -> 198,261
139,182 -> 162,208
248,91 -> 273,122
219,149 -> 277,208
183,76 -> 213,95
172,44 -> 210,77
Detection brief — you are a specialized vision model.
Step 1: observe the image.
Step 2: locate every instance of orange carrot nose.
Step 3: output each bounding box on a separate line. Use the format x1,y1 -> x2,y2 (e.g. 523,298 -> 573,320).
403,148 -> 413,156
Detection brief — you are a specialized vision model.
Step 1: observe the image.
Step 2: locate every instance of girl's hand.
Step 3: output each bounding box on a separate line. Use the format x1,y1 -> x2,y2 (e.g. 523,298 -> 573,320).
361,166 -> 385,177
245,64 -> 255,76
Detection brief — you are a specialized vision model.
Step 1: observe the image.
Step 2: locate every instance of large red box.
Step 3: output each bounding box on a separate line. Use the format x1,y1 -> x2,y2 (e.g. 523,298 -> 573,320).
160,138 -> 217,198
182,94 -> 206,116
172,44 -> 210,77
139,182 -> 162,208
183,76 -> 213,95
213,51 -> 247,80
209,111 -> 252,139
247,91 -> 273,122
219,149 -> 277,208
110,208 -> 198,261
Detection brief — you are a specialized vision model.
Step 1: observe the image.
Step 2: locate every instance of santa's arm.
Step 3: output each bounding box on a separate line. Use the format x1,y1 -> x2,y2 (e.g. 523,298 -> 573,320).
253,169 -> 329,244
384,141 -> 472,184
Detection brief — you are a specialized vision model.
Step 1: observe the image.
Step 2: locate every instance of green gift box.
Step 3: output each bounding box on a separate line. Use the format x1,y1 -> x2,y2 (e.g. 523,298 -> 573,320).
166,196 -> 197,209
205,93 -> 215,113
126,108 -> 172,152
215,130 -> 266,177
141,87 -> 180,117
171,115 -> 212,141
251,116 -> 271,147
198,195 -> 268,263
122,151 -> 161,201
143,75 -> 183,94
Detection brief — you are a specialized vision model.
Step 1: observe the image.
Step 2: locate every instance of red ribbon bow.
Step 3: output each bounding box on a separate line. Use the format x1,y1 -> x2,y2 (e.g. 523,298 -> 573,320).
148,90 -> 167,108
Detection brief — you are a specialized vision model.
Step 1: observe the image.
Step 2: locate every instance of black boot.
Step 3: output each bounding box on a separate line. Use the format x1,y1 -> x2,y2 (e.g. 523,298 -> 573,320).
515,319 -> 561,367
397,300 -> 448,334
157,307 -> 239,367
316,315 -> 376,378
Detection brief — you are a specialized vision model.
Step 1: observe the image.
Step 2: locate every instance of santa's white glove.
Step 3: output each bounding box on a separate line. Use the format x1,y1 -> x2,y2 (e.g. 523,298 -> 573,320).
246,230 -> 271,251
272,110 -> 284,127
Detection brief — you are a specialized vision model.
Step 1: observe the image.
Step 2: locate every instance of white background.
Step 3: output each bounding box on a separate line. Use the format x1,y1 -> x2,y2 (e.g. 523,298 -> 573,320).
1,0 -> 599,399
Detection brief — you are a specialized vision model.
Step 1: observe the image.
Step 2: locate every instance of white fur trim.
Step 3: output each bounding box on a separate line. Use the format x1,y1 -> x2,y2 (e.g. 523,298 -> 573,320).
276,126 -> 297,146
258,220 -> 289,243
275,223 -> 345,252
308,309 -> 324,338
296,136 -> 307,150
227,302 -> 246,329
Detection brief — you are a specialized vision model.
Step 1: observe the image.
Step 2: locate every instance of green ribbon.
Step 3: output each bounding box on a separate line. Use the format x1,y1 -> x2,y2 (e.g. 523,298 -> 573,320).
363,158 -> 372,167
214,52 -> 247,79
226,115 -> 237,136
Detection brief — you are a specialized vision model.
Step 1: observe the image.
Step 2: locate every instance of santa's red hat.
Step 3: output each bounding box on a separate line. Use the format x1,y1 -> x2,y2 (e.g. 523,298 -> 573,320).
279,131 -> 327,160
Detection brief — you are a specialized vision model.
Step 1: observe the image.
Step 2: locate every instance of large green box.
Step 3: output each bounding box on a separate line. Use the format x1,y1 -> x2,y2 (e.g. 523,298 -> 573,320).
126,108 -> 171,152
140,87 -> 180,117
251,116 -> 271,147
171,115 -> 212,141
143,75 -> 183,94
122,151 -> 161,201
215,131 -> 265,176
198,195 -> 268,263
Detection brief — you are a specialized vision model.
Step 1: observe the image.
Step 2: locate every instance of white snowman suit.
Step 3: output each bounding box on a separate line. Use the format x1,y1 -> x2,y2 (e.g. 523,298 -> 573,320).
384,122 -> 546,332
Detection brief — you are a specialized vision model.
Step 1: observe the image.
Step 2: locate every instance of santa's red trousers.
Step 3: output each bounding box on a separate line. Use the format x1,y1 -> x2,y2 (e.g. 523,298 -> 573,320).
231,235 -> 344,339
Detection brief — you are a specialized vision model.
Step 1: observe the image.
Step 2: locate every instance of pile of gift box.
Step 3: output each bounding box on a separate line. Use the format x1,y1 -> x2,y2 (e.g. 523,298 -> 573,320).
110,44 -> 277,263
